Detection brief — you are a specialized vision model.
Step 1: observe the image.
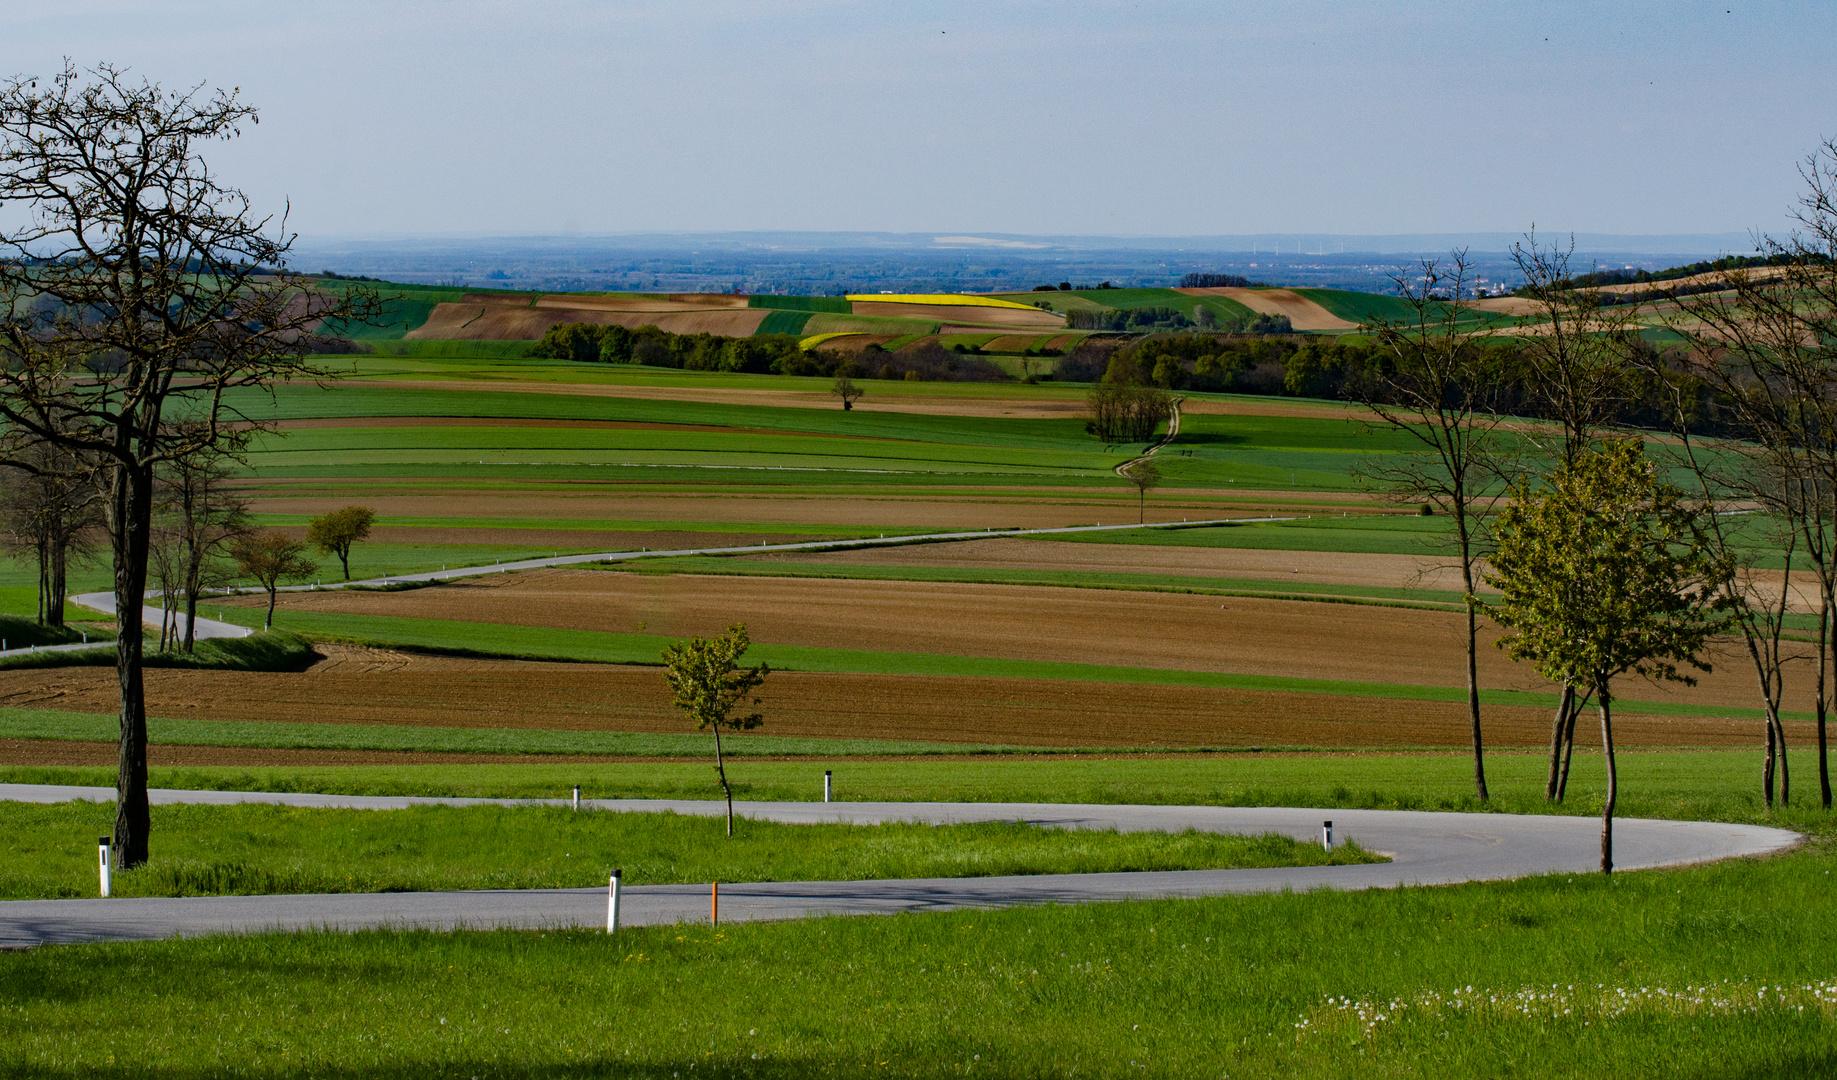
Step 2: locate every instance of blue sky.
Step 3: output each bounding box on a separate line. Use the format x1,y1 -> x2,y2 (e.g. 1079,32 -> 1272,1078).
7,1 -> 1833,240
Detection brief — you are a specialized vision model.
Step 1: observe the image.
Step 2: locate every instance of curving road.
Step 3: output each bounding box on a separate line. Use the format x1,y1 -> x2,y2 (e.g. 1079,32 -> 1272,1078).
0,784 -> 1798,947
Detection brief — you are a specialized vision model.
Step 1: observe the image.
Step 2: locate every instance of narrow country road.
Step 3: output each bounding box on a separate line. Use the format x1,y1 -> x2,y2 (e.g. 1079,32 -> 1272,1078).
0,785 -> 1798,946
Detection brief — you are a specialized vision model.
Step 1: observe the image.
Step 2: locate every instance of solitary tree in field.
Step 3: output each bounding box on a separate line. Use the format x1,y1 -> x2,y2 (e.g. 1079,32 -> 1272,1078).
661,623 -> 770,836
231,531 -> 318,631
832,373 -> 865,411
0,62 -> 382,866
1487,442 -> 1728,873
1124,459 -> 1161,523
307,505 -> 376,580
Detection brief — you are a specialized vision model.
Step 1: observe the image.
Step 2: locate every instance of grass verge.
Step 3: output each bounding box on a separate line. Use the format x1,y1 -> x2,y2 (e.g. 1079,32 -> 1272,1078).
4,842 -> 1835,1077
0,631 -> 314,673
0,800 -> 1378,900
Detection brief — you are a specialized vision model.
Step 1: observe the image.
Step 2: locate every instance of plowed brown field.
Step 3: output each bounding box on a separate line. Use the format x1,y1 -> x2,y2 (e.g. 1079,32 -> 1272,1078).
268,526 -> 836,550
739,537 -> 1471,592
1175,287 -> 1358,331
407,304 -> 769,340
247,569 -> 1805,713
0,645 -> 1785,758
347,378 -> 1093,419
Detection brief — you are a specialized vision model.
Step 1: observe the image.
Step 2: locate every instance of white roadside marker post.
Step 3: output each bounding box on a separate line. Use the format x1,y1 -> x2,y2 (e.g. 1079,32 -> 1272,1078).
98,836 -> 111,897
824,770 -> 832,804
1322,821 -> 1333,852
572,785 -> 580,811
607,869 -> 622,933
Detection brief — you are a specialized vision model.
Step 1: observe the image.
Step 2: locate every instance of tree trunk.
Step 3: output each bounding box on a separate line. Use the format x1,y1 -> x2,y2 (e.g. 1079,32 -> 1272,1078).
1777,713 -> 1791,806
48,533 -> 66,628
339,546 -> 350,581
110,461 -> 153,870
264,585 -> 277,631
1598,687 -> 1617,875
183,540 -> 203,653
1464,594 -> 1487,802
1814,573 -> 1829,808
1557,698 -> 1580,802
711,724 -> 733,837
1545,684 -> 1573,801
35,534 -> 49,625
1764,715 -> 1778,808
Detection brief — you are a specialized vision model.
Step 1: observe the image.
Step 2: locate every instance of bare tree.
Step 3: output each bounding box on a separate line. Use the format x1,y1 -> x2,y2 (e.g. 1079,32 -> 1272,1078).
1654,383 -> 1801,807
1351,252 -> 1507,802
0,439 -> 102,626
1662,231 -> 1837,806
157,438 -> 252,651
0,63 -> 381,866
1123,459 -> 1161,523
231,531 -> 316,631
831,372 -> 866,411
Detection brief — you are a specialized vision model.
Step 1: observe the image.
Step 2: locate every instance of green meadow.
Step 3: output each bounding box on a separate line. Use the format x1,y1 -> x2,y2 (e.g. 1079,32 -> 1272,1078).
9,846 -> 1832,1079
0,800 -> 1375,900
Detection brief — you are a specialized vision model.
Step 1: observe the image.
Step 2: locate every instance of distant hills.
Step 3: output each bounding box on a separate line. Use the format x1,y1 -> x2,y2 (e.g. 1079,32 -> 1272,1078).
291,232 -> 1761,296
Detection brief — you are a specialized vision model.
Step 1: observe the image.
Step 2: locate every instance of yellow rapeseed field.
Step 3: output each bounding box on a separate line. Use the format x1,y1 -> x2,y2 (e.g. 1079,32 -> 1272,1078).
846,293 -> 1041,310
798,332 -> 863,350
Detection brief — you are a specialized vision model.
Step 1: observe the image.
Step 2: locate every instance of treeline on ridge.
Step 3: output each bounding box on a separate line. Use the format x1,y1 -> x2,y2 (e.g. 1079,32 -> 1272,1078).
530,321 -> 1010,382
1067,307 -> 1293,334
1060,333 -> 1718,435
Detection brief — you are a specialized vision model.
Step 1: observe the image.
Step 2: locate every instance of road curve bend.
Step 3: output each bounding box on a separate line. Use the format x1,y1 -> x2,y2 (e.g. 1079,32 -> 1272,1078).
0,786 -> 1798,947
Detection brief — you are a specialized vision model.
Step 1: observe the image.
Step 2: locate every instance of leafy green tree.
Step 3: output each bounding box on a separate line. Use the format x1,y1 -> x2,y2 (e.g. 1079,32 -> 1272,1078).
1487,442 -> 1729,872
231,532 -> 318,631
661,624 -> 770,836
306,506 -> 376,581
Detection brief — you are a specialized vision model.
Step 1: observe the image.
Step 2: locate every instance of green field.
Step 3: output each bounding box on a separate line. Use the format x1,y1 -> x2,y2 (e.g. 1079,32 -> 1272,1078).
4,825 -> 1832,1077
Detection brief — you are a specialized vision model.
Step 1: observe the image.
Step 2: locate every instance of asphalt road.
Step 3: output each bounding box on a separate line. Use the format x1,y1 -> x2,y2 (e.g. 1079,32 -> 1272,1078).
0,784 -> 1799,947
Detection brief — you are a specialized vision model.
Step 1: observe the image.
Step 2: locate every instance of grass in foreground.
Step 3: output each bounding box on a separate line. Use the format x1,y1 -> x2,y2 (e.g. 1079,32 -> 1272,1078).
5,842 -> 1835,1078
0,801 -> 1377,900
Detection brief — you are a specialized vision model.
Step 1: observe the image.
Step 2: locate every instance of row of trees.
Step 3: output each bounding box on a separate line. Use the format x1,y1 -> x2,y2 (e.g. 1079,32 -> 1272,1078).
1353,142 -> 1837,869
2,433 -> 376,652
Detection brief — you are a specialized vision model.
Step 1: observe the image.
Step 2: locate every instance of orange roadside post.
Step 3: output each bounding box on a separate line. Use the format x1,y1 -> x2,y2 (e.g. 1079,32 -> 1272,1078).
712,881 -> 719,926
